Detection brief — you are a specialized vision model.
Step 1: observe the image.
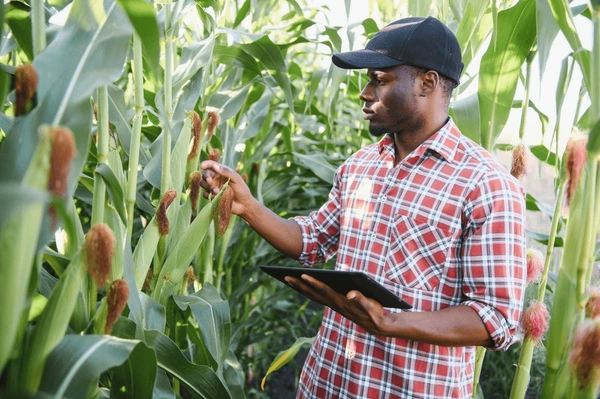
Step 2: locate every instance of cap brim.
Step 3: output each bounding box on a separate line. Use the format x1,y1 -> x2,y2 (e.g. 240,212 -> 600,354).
332,49 -> 404,69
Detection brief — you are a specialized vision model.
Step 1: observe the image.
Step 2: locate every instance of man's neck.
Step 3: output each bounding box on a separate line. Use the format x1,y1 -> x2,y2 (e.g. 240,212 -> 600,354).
392,114 -> 449,166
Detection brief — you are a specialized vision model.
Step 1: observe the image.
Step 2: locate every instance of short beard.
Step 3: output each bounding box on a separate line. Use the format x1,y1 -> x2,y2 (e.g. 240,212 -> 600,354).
369,124 -> 388,137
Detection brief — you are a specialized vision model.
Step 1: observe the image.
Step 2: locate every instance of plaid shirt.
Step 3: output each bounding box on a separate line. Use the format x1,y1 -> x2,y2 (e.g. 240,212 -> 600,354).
291,119 -> 526,399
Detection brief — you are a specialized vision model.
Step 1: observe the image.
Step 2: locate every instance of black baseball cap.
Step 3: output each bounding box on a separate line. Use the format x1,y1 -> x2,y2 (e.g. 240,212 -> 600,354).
332,16 -> 464,86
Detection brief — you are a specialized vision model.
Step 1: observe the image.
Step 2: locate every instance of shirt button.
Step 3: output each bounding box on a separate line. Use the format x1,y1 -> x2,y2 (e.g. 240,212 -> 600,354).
371,233 -> 377,240
381,195 -> 387,202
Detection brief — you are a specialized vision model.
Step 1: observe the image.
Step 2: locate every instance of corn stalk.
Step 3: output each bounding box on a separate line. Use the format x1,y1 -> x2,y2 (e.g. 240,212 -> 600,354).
541,1 -> 600,395
126,34 -> 144,240
31,0 -> 46,57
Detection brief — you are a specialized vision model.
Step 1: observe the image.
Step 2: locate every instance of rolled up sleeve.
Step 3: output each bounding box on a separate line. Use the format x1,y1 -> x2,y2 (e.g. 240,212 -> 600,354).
291,167 -> 342,267
460,170 -> 527,351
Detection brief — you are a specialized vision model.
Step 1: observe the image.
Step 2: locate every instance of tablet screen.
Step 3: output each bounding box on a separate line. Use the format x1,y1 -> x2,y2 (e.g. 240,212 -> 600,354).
260,266 -> 411,309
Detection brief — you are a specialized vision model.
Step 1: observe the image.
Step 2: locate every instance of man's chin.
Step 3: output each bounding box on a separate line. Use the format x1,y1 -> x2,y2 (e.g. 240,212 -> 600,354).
369,124 -> 388,137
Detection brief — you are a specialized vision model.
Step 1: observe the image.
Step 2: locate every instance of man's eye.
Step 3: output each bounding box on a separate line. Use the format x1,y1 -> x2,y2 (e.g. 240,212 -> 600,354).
376,79 -> 385,85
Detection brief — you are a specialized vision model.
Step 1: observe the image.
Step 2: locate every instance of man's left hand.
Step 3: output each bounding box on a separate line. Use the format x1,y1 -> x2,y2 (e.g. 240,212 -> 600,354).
284,274 -> 391,336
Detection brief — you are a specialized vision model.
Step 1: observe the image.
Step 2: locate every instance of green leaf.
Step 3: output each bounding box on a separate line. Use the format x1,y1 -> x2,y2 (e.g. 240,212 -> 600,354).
144,329 -> 231,399
110,341 -> 157,399
153,186 -> 227,304
241,35 -> 294,111
0,184 -> 47,230
107,84 -> 150,166
96,163 -> 127,226
478,0 -> 536,150
455,0 -> 490,65
212,45 -> 262,76
536,0 -> 561,80
530,144 -> 558,167
116,0 -> 161,83
21,251 -> 86,392
361,18 -> 379,36
174,283 -> 231,368
5,2 -> 33,61
512,99 -> 550,136
261,336 -> 315,390
292,152 -> 336,184
587,118 -> 600,157
38,335 -> 155,399
207,84 -> 251,122
233,0 -> 251,28
526,229 -> 564,247
547,0 -> 591,89
450,93 -> 481,144
525,193 -> 556,218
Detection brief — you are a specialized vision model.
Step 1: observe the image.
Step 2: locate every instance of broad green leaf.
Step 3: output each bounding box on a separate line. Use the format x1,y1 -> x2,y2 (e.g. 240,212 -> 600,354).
261,336 -> 315,390
555,56 -> 573,117
478,0 -> 536,151
28,293 -> 48,322
116,0 -> 161,82
122,234 -> 146,340
241,35 -> 294,111
110,341 -> 157,399
208,84 -> 251,122
153,369 -> 176,399
547,0 -> 591,89
292,152 -> 336,184
362,18 -> 379,36
526,229 -> 564,247
139,292 -> 166,332
157,36 -> 215,115
96,163 -> 127,226
455,0 -> 489,63
144,329 -> 231,399
233,0 -> 251,27
536,0 -> 561,80
174,283 -> 231,369
408,0 -> 431,17
587,118 -> 600,157
107,84 -> 150,166
0,184 -> 47,230
133,215 -> 161,289
21,251 -> 85,392
450,93 -> 480,144
530,144 -> 558,167
38,335 -> 155,399
153,186 -> 226,304
525,193 -> 556,218
5,2 -> 33,61
213,45 -> 262,76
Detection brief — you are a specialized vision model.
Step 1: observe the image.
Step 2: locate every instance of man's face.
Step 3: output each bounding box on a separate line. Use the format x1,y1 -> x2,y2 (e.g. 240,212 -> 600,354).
359,65 -> 424,137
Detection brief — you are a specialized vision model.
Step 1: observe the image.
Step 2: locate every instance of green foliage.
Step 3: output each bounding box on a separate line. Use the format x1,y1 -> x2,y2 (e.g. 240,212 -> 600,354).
0,0 -> 599,398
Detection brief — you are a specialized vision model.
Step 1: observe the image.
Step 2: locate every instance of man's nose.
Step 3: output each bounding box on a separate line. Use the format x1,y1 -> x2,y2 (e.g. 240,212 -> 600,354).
359,84 -> 375,102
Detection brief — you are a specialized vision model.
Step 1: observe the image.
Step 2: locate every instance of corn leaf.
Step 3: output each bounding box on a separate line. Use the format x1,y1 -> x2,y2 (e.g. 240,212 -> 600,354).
5,2 -> 33,61
20,250 -> 85,392
0,184 -> 47,230
116,0 -> 160,83
96,163 -> 127,226
450,93 -> 481,144
153,184 -> 227,304
174,283 -> 231,369
133,215 -> 161,289
587,118 -> 600,157
241,35 -> 294,111
478,0 -> 536,150
37,335 -> 155,399
455,0 -> 489,68
109,341 -> 157,399
292,152 -> 336,184
261,336 -> 315,390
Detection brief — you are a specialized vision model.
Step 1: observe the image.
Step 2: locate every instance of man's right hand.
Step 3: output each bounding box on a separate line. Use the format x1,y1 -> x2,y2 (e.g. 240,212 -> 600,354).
199,160 -> 303,259
199,160 -> 254,218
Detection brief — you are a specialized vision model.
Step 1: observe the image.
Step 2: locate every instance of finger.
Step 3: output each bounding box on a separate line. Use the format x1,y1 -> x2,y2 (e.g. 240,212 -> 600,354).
300,274 -> 333,296
200,160 -> 237,182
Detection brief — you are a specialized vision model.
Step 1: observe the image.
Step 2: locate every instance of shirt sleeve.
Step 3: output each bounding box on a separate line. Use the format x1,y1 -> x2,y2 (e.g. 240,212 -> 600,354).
290,165 -> 343,267
460,169 -> 526,351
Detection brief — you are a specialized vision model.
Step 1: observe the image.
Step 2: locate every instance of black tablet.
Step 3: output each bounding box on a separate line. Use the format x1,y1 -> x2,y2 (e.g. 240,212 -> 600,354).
260,266 -> 412,309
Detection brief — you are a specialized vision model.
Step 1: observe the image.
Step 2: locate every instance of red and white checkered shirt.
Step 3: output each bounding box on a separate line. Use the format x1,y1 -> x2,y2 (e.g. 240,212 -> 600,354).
291,119 -> 526,399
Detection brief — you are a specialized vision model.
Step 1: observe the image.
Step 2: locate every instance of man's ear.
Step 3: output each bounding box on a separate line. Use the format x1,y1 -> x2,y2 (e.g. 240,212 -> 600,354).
420,71 -> 439,95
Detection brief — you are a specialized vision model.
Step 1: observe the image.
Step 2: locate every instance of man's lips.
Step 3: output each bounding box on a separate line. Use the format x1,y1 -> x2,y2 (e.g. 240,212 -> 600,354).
362,108 -> 374,120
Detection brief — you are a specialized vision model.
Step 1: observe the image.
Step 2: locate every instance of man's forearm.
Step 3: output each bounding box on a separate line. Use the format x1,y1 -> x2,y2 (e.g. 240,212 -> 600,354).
240,197 -> 304,259
382,305 -> 493,347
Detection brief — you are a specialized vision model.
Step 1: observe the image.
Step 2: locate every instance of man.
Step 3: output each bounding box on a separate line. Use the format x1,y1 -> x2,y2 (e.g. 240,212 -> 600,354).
200,16 -> 526,399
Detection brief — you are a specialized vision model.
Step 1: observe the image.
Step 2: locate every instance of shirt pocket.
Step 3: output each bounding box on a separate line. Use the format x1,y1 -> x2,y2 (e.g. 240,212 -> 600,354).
385,213 -> 454,291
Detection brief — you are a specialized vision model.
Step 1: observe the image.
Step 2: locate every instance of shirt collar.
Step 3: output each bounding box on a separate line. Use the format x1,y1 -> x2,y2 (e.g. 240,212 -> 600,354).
377,117 -> 460,162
